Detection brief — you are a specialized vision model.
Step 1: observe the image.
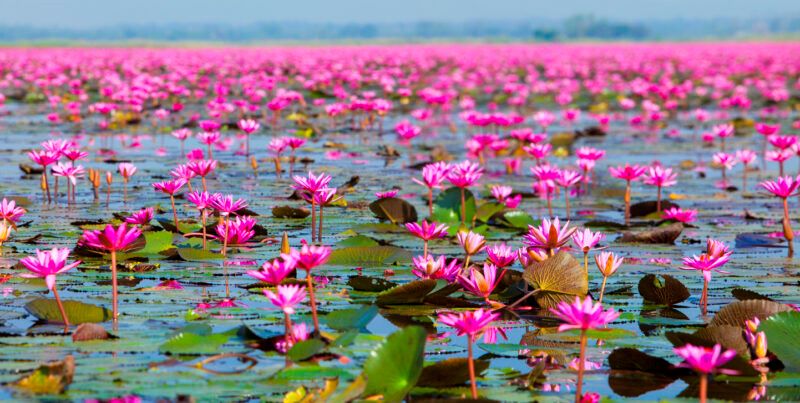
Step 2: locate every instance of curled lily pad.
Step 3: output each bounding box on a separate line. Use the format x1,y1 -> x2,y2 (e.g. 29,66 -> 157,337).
25,299 -> 112,324
71,323 -> 115,342
630,200 -> 679,218
710,299 -> 792,328
376,279 -> 437,306
522,251 -> 588,309
731,288 -> 773,301
369,197 -> 417,224
618,222 -> 683,244
288,339 -> 327,362
666,326 -> 749,357
637,274 -> 690,306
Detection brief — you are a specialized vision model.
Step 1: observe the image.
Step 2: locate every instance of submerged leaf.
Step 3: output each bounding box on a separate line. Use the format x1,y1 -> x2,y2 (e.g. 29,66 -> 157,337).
376,279 -> 437,306
417,358 -> 490,387
329,246 -> 412,267
618,222 -> 683,244
14,355 -> 75,394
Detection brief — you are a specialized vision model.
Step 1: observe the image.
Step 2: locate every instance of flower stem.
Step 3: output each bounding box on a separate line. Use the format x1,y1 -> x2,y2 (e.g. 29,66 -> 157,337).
575,330 -> 587,403
656,185 -> 662,213
111,250 -> 118,323
467,334 -> 478,399
460,187 -> 466,226
52,284 -> 70,333
565,190 -> 571,219
598,276 -> 608,304
699,374 -> 708,403
701,277 -> 709,316
428,188 -> 433,218
310,200 -> 317,242
306,272 -> 320,334
170,195 -> 179,230
201,210 -> 207,250
423,240 -> 429,260
624,181 -> 631,226
318,205 -> 324,243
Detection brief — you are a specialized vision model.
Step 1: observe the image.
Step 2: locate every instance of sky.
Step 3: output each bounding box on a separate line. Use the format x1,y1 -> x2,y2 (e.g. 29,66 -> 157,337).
0,0 -> 798,28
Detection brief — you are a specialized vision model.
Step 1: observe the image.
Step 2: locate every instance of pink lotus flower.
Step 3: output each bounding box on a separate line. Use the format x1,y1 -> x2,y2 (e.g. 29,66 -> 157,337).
152,178 -> 186,196
438,308 -> 500,337
187,159 -> 217,177
458,263 -> 503,303
375,190 -> 398,199
117,163 -> 137,180
172,128 -> 192,141
81,223 -> 142,252
457,230 -> 486,256
124,207 -> 155,226
575,147 -> 606,161
760,176 -> 800,198
662,207 -> 697,223
523,217 -> 577,255
609,164 -> 646,181
215,216 -> 256,245
276,322 -> 310,353
211,194 -> 248,216
572,228 -> 604,254
411,255 -> 460,282
292,171 -> 333,194
447,160 -> 484,188
486,242 -> 517,268
679,250 -> 731,283
264,284 -> 306,315
755,122 -> 780,136
247,256 -> 297,285
290,242 -> 331,272
187,190 -> 214,210
768,134 -> 797,150
413,161 -> 452,215
550,296 -> 619,332
405,220 -> 449,241
673,343 -> 737,375
19,248 -> 80,291
0,198 -> 26,223
28,150 -> 59,166
238,119 -> 260,134
595,251 -> 623,277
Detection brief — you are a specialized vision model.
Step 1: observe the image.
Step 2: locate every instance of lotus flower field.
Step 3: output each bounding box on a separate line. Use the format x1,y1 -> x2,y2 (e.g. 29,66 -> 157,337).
2,44 -> 800,401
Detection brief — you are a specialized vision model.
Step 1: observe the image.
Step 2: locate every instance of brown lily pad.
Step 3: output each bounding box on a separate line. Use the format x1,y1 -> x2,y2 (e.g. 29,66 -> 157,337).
522,251 -> 588,309
376,279 -> 437,306
630,200 -> 680,218
368,197 -> 418,224
72,323 -> 115,342
710,299 -> 792,328
638,274 -> 690,306
618,222 -> 683,244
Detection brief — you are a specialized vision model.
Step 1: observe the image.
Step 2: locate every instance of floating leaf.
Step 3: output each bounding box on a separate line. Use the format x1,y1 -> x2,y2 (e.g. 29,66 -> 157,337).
637,274 -> 690,306
474,202 -> 506,223
362,326 -> 426,401
710,300 -> 791,328
14,355 -> 74,394
761,311 -> 800,371
522,251 -> 588,309
731,288 -> 773,301
325,305 -> 378,331
71,323 -> 114,342
337,235 -> 380,247
492,210 -> 536,229
618,222 -> 683,244
376,279 -> 437,306
347,275 -> 397,292
369,197 -> 418,224
287,339 -> 326,362
666,326 -> 749,357
159,332 -> 230,355
417,358 -> 490,387
630,200 -> 679,218
272,205 -> 310,219
25,299 -> 112,324
735,233 -> 785,248
329,246 -> 412,267
177,247 -> 225,261
432,187 -> 476,224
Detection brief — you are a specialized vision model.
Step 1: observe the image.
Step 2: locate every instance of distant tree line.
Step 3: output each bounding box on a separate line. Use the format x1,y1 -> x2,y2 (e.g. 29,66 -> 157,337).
0,15 -> 798,42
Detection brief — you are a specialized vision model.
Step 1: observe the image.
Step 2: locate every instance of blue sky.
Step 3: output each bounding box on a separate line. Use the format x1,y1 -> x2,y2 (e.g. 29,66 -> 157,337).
1,0 -> 797,28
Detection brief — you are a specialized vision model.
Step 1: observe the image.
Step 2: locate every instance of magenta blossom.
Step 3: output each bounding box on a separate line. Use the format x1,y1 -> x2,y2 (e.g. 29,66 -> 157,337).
673,343 -> 737,375
550,296 -> 619,332
19,248 -> 80,290
264,284 -> 306,315
411,255 -> 460,282
438,308 -> 500,337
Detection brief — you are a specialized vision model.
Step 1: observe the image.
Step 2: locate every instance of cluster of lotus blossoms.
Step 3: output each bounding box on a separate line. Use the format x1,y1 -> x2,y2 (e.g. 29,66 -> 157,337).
3,45 -> 800,401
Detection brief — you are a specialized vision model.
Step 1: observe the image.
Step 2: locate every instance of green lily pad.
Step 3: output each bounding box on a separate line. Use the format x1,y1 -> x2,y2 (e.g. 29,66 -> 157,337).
25,299 -> 112,324
159,332 -> 230,355
325,305 -> 379,331
363,326 -> 426,401
761,311 -> 800,371
329,246 -> 412,267
287,339 -> 326,362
